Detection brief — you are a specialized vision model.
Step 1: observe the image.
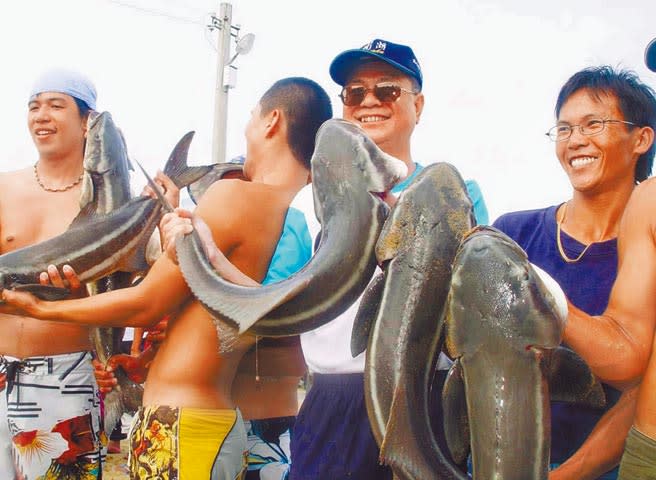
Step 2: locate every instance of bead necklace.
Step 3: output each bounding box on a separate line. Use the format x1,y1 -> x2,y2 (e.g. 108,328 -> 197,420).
33,162 -> 83,192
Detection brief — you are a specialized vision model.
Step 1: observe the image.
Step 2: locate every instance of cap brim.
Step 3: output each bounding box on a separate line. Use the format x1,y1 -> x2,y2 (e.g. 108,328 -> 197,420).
646,37 -> 656,72
329,49 -> 420,87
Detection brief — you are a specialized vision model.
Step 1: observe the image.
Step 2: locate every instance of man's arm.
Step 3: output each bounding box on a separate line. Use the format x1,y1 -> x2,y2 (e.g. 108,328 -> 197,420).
549,386 -> 637,480
1,251 -> 189,328
564,181 -> 656,388
1,178 -> 256,326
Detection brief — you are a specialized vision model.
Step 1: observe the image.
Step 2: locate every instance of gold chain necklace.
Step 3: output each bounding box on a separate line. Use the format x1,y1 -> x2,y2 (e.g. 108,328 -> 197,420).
556,202 -> 601,263
33,162 -> 84,193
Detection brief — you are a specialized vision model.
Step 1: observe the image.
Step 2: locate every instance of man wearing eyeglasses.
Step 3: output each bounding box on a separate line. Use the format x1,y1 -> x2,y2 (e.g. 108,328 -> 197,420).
493,66 -> 656,479
289,38 -> 489,480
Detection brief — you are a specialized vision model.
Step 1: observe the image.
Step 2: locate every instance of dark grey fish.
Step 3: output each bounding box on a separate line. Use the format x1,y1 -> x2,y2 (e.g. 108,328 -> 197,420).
0,133 -> 207,297
79,111 -> 133,214
80,111 -> 151,435
79,111 -> 139,436
187,162 -> 244,204
351,163 -> 474,480
444,226 -> 602,480
176,118 -> 407,336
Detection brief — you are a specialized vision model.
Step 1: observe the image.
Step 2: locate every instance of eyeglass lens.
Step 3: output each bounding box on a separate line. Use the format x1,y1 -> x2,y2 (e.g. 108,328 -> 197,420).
341,84 -> 402,106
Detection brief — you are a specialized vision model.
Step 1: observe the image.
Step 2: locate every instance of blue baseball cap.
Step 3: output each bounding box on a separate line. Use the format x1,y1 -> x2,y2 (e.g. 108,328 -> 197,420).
329,38 -> 423,90
646,37 -> 656,73
29,68 -> 97,110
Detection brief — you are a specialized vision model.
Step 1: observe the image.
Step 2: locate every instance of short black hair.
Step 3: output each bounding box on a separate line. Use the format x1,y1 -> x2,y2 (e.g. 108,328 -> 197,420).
555,66 -> 656,183
259,77 -> 333,169
73,96 -> 93,119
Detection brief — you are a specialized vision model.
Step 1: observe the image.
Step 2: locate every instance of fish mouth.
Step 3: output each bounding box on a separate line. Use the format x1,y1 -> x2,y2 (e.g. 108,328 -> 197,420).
87,110 -> 101,127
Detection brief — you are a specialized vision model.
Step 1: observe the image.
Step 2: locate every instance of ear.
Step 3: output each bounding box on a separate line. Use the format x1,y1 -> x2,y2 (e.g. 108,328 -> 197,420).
634,126 -> 655,156
264,109 -> 282,138
414,92 -> 425,125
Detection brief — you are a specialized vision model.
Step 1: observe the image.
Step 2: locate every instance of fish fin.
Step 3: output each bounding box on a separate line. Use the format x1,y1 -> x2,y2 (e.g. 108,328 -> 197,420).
545,346 -> 606,408
11,284 -> 71,301
380,382 -> 419,470
101,389 -> 124,437
442,359 -> 471,467
162,131 -> 214,188
212,315 -> 240,354
134,158 -> 174,213
351,272 -> 385,357
78,173 -> 95,211
187,163 -> 245,204
177,227 -> 310,334
117,372 -> 143,414
68,199 -> 100,230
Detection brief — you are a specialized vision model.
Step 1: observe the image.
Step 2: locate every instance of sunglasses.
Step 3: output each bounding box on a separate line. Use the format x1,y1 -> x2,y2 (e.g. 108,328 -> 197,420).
339,82 -> 418,107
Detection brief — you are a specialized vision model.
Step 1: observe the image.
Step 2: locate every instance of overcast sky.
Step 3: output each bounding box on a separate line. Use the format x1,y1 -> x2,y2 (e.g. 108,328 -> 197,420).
1,0 -> 655,221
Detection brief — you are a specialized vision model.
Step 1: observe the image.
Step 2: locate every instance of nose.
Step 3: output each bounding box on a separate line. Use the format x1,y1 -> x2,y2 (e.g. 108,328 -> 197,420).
566,125 -> 589,148
360,88 -> 382,107
32,105 -> 51,123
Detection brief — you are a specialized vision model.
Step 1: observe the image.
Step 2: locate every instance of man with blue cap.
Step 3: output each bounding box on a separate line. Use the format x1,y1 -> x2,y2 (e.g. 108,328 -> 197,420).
288,38 -> 488,480
0,68 -> 104,479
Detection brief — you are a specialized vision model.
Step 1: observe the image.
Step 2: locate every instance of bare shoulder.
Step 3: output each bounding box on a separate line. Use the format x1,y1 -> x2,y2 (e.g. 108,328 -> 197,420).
626,179 -> 656,231
0,167 -> 31,189
197,179 -> 287,220
0,167 -> 32,206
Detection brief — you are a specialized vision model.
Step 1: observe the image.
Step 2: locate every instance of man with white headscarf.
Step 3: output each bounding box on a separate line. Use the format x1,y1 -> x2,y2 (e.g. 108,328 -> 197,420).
0,68 -> 104,479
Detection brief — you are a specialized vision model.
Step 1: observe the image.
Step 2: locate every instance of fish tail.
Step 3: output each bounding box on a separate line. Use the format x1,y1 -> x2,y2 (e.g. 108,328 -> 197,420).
162,132 -> 214,188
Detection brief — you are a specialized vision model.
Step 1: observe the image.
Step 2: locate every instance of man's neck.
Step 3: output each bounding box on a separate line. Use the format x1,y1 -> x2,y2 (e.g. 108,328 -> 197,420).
563,183 -> 636,243
248,150 -> 309,196
36,153 -> 84,180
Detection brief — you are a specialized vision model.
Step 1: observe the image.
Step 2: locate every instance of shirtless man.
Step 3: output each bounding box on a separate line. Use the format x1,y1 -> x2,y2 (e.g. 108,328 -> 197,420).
559,175 -> 656,479
611,179 -> 656,478
0,68 -> 104,479
2,76 -> 333,479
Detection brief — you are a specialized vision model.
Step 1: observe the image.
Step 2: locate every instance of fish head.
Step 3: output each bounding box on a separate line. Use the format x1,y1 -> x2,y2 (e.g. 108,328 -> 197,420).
375,162 -> 474,264
83,111 -> 129,175
447,226 -> 565,358
311,119 -> 407,206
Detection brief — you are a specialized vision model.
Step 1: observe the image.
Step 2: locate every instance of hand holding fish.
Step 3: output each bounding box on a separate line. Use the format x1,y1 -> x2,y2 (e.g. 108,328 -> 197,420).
0,288 -> 43,317
92,347 -> 154,394
160,208 -> 194,264
141,170 -> 180,209
39,264 -> 86,299
107,353 -> 150,384
92,358 -> 118,394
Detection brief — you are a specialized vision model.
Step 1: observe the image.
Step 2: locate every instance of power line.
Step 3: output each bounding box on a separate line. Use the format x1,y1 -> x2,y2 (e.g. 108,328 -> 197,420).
105,0 -> 209,26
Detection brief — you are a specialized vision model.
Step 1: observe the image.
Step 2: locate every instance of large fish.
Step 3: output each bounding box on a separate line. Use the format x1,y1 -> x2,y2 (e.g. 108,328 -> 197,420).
351,163 -> 474,480
79,111 -> 137,437
444,226 -> 605,480
175,118 -> 407,337
0,132 -> 209,299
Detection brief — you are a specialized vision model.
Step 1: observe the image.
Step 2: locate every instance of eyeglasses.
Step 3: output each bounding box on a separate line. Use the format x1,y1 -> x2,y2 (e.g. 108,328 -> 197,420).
339,82 -> 418,107
545,118 -> 638,142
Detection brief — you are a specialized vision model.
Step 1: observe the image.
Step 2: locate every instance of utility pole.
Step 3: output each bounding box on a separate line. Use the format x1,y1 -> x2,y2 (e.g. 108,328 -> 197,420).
211,2 -> 232,165
209,2 -> 254,165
